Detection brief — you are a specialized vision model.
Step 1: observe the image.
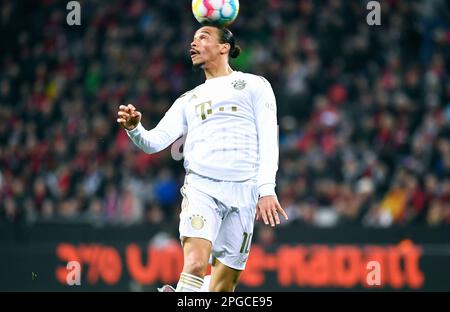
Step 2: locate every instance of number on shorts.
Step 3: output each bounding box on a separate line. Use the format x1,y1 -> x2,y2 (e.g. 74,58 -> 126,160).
240,232 -> 253,254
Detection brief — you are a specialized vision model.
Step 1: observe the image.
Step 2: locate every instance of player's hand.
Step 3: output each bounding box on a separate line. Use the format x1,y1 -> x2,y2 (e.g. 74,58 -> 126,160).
117,104 -> 142,130
256,195 -> 288,227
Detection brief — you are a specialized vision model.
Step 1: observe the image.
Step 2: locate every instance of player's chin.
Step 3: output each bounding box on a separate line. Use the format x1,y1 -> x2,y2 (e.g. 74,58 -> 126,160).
192,60 -> 205,72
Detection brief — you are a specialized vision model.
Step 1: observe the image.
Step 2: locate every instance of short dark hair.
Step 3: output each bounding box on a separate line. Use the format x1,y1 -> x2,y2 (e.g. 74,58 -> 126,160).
200,24 -> 241,58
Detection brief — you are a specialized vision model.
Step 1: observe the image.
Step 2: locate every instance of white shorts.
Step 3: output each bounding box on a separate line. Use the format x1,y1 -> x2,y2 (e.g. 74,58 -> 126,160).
179,171 -> 258,270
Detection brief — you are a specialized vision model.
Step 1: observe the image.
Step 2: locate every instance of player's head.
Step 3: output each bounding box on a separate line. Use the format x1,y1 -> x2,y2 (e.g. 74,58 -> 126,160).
190,24 -> 241,71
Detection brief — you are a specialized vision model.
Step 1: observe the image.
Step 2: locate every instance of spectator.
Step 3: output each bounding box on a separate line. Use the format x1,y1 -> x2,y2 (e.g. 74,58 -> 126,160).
0,0 -> 449,229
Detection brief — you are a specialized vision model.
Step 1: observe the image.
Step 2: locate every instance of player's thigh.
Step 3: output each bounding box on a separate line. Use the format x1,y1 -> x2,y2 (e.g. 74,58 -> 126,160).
209,258 -> 242,292
179,184 -> 222,245
212,204 -> 256,271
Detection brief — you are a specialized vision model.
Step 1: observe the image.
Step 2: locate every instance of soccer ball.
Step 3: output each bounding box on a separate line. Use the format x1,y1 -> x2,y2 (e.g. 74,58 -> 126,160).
192,0 -> 240,27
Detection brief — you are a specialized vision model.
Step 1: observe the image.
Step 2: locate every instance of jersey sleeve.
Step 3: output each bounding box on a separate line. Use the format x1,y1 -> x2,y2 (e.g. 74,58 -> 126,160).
252,76 -> 279,197
125,98 -> 187,154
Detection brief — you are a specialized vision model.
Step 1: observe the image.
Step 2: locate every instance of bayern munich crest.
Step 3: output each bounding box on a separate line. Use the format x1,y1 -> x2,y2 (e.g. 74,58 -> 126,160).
232,79 -> 246,90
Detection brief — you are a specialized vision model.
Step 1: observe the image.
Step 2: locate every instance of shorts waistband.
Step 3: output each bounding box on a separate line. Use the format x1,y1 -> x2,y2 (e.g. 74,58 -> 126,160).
186,169 -> 257,184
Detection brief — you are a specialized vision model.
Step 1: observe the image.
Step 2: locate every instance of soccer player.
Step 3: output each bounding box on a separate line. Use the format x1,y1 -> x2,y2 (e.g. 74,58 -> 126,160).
117,25 -> 288,292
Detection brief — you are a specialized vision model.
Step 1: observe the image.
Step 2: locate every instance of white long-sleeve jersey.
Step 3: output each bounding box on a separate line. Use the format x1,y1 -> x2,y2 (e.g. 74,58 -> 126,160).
126,71 -> 278,197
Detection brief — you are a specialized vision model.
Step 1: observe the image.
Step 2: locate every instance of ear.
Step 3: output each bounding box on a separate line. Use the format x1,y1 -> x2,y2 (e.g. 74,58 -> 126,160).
220,43 -> 231,55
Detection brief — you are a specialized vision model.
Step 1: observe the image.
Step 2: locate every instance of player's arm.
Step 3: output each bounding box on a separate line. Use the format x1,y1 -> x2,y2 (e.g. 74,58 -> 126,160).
117,100 -> 186,154
253,77 -> 288,227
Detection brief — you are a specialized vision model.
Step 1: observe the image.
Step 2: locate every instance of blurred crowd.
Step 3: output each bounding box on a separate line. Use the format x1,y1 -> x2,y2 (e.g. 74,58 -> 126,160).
0,0 -> 449,229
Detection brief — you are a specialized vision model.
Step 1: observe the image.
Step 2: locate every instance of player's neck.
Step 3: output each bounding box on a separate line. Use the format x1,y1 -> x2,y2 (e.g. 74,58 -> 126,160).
203,63 -> 234,80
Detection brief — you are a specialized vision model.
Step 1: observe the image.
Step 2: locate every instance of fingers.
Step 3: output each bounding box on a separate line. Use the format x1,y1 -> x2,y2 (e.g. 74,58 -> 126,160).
117,111 -> 130,127
117,107 -> 128,123
273,208 -> 281,225
277,203 -> 289,221
256,201 -> 270,226
257,199 -> 289,227
118,111 -> 130,119
119,104 -> 136,113
264,205 -> 276,227
131,111 -> 141,120
117,104 -> 140,128
260,208 -> 269,226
